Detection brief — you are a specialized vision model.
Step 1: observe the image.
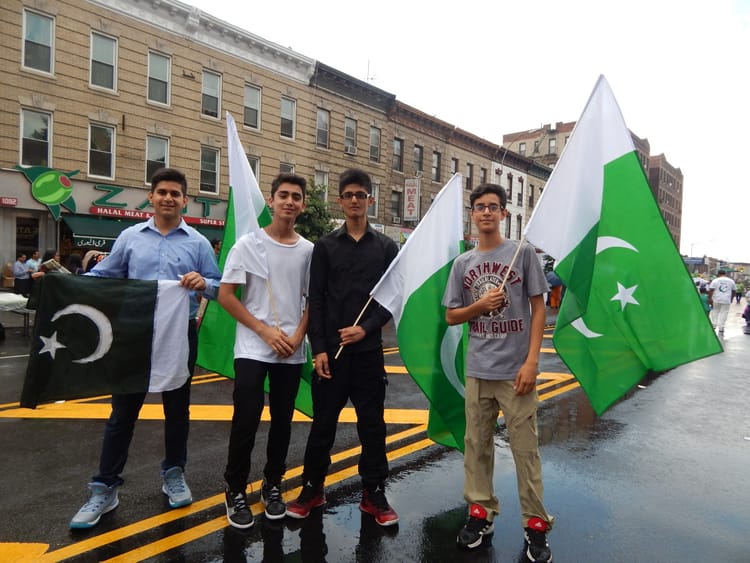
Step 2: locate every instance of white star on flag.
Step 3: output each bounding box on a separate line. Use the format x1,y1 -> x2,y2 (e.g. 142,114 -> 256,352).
611,282 -> 639,310
38,331 -> 66,359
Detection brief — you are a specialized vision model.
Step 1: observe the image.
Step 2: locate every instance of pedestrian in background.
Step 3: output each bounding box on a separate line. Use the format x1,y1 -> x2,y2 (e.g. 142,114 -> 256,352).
708,269 -> 736,335
12,252 -> 32,296
443,183 -> 553,561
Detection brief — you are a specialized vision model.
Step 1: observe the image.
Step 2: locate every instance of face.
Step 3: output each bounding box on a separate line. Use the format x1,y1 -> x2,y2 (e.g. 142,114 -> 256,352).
148,180 -> 187,221
471,193 -> 507,233
338,183 -> 372,219
32,251 -> 39,260
269,183 -> 306,220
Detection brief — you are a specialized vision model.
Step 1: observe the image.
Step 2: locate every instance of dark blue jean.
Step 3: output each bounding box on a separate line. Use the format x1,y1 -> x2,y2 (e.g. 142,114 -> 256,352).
94,320 -> 197,486
224,358 -> 302,492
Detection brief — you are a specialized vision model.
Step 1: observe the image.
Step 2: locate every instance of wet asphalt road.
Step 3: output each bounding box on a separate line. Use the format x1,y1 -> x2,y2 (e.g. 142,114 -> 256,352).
0,302 -> 748,562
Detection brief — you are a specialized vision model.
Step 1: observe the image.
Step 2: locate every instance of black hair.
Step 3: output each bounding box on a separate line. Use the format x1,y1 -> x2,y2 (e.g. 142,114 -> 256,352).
338,168 -> 372,194
271,173 -> 307,199
150,167 -> 188,196
42,249 -> 58,262
469,183 -> 507,208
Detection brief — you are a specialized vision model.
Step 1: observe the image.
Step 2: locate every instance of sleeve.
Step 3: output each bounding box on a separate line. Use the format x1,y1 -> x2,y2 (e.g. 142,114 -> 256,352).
220,237 -> 250,285
306,241 -> 328,354
524,245 -> 549,297
196,234 -> 222,301
86,232 -> 130,278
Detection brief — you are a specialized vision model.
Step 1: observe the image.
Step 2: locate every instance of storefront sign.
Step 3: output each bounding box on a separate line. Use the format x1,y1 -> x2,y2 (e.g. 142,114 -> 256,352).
1,196 -> 18,207
404,178 -> 420,221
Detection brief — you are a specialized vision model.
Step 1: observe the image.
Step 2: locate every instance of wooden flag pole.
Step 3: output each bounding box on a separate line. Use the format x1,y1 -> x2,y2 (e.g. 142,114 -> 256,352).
334,295 -> 373,359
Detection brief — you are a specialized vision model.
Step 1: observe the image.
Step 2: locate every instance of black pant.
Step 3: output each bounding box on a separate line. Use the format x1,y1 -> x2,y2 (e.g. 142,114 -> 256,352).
302,348 -> 388,489
94,320 -> 197,486
224,358 -> 302,492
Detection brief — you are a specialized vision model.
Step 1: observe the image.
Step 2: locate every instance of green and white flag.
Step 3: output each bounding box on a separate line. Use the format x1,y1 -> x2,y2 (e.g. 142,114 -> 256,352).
371,174 -> 467,450
196,112 -> 314,416
21,275 -> 189,408
524,75 -> 722,415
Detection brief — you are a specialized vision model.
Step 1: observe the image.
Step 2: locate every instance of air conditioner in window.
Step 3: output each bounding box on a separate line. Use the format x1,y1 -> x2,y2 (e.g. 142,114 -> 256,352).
393,216 -> 401,224
344,145 -> 357,155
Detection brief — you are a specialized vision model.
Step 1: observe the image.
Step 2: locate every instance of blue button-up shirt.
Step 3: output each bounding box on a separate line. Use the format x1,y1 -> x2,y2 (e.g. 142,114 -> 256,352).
88,217 -> 221,318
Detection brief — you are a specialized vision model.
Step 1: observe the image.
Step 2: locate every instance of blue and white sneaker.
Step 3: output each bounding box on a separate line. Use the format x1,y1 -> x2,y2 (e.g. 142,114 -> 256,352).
70,482 -> 119,529
161,467 -> 193,508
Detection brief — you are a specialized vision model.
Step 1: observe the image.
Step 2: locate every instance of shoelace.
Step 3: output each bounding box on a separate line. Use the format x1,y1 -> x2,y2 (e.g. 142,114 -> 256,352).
165,475 -> 187,494
264,485 -> 282,503
231,493 -> 248,512
82,494 -> 110,511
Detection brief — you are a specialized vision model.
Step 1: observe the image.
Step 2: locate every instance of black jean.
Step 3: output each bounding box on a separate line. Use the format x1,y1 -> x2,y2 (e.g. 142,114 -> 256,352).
302,348 -> 388,489
224,358 -> 302,492
94,320 -> 197,486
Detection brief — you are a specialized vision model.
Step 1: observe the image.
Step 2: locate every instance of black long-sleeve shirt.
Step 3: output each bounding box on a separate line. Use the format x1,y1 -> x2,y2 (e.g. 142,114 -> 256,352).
307,223 -> 399,355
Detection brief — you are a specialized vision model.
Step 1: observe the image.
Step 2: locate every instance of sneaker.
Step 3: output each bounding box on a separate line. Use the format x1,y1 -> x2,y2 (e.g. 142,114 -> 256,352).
359,485 -> 399,526
70,482 -> 119,529
456,504 -> 494,549
285,481 -> 326,519
161,466 -> 193,508
524,517 -> 552,562
224,487 -> 254,529
261,480 -> 286,520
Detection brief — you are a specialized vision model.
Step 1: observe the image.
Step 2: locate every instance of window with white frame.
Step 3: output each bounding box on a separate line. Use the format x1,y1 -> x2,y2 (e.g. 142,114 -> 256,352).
367,183 -> 379,218
23,10 -> 53,74
344,118 -> 357,152
243,84 -> 261,129
202,71 -> 221,118
450,157 -> 458,175
480,167 -> 487,184
466,163 -> 474,190
147,52 -> 170,105
369,126 -> 380,162
414,145 -> 424,174
390,190 -> 402,222
246,154 -> 259,178
505,213 -> 512,238
516,215 -> 522,239
519,142 -> 526,156
200,146 -> 219,193
21,109 -> 51,166
280,97 -> 295,138
392,138 -> 404,172
517,178 -> 524,206
89,123 -> 114,178
431,151 -> 441,182
279,162 -> 294,173
314,170 -> 329,205
146,135 -> 168,184
90,32 -> 116,90
316,109 -> 330,148
549,138 -> 556,154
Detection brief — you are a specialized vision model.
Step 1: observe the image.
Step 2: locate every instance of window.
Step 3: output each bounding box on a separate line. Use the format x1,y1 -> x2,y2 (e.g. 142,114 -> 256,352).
519,142 -> 526,156
23,10 -> 53,73
516,215 -> 522,239
89,123 -> 114,178
316,109 -> 330,148
464,207 -> 471,235
528,184 -> 535,207
202,71 -> 221,118
369,126 -> 380,162
147,52 -> 170,105
507,174 -> 513,199
392,138 -> 404,172
21,109 -> 50,166
517,178 -> 524,206
466,163 -> 474,191
314,170 -> 329,205
279,162 -> 294,173
90,32 -> 116,90
246,154 -> 259,178
280,97 -> 295,138
243,84 -> 261,129
368,183 -> 379,218
146,136 -> 168,184
413,145 -> 424,174
431,151 -> 441,182
549,138 -> 556,154
200,146 -> 219,193
505,213 -> 512,238
390,190 -> 402,222
344,117 -> 357,153
450,157 -> 458,175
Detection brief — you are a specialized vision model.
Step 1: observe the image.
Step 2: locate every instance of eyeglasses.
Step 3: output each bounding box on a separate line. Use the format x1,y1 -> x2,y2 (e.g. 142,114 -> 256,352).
340,191 -> 370,200
472,203 -> 504,213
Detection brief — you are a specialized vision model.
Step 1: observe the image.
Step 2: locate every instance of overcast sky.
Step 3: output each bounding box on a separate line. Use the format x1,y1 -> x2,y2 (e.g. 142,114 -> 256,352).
187,0 -> 750,263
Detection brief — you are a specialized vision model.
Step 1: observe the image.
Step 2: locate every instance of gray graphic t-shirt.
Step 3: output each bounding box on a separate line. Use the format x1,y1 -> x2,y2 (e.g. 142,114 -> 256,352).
442,240 -> 548,380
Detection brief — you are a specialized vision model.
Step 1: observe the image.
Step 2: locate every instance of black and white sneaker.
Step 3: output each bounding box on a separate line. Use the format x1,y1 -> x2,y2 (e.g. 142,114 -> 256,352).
456,503 -> 494,549
261,480 -> 286,520
224,487 -> 254,529
524,517 -> 552,562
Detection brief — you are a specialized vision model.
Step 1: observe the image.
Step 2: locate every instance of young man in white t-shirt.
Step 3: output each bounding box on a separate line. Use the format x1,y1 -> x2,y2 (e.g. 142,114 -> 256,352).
443,184 -> 553,561
708,269 -> 736,334
218,173 -> 313,529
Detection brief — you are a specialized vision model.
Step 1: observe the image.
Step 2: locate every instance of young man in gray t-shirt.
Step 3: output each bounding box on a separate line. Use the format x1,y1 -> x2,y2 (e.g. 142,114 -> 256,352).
443,183 -> 553,561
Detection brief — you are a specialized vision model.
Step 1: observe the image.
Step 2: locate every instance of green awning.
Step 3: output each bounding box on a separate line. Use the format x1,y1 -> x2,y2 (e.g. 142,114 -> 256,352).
194,225 -> 224,242
62,215 -> 140,252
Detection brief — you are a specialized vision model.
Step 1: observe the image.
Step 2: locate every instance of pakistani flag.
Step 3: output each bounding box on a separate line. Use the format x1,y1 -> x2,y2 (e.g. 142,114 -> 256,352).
21,274 -> 189,408
371,174 -> 467,450
196,112 -> 314,416
524,75 -> 722,415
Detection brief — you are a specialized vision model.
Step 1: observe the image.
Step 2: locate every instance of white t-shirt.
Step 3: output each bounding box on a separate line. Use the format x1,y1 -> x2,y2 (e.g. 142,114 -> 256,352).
221,230 -> 313,364
709,275 -> 736,305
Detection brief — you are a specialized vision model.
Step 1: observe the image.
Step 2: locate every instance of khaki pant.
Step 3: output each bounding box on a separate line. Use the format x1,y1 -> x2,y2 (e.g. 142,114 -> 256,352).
463,376 -> 553,529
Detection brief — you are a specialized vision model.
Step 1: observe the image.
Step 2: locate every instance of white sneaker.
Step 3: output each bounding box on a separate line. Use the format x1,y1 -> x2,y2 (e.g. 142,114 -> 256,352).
162,467 -> 193,508
70,482 -> 119,529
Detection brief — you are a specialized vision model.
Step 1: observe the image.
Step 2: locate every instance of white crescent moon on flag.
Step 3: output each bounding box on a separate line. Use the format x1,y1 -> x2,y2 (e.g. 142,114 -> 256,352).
51,304 -> 113,363
596,236 -> 638,254
439,324 -> 466,398
571,317 -> 603,338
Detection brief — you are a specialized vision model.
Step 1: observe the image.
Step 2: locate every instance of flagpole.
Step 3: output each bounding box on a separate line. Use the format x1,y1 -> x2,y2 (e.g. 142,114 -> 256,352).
334,296 -> 373,359
498,236 -> 527,293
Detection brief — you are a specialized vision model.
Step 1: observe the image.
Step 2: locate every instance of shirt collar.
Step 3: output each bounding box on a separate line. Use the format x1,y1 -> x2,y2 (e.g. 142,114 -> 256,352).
141,216 -> 189,235
333,222 -> 376,239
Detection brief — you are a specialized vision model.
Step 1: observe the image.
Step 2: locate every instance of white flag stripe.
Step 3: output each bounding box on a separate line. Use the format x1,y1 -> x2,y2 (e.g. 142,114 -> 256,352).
524,75 -> 633,260
226,112 -> 265,239
371,174 -> 464,324
149,280 -> 190,392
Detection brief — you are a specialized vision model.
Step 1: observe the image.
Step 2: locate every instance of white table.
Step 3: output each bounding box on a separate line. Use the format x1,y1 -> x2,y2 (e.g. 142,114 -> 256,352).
0,292 -> 34,335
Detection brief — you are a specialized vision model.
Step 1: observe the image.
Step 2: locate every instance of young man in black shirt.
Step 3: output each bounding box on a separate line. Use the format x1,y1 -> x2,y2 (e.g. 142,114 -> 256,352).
286,168 -> 400,526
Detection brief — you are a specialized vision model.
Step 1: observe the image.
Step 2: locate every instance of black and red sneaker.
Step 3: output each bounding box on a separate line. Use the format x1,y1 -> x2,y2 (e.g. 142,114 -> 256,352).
457,503 -> 494,549
359,486 -> 399,526
285,481 -> 325,519
524,516 -> 552,562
